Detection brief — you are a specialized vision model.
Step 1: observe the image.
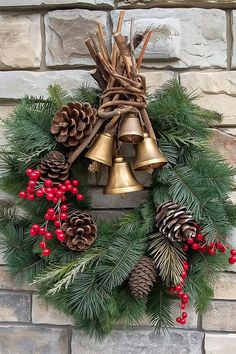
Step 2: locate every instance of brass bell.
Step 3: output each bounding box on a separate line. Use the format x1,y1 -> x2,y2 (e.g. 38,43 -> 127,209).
104,156 -> 143,195
134,133 -> 167,171
119,113 -> 144,144
85,132 -> 114,166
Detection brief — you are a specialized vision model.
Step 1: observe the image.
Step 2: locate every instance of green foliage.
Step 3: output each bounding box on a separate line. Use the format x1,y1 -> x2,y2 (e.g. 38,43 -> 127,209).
73,84 -> 101,108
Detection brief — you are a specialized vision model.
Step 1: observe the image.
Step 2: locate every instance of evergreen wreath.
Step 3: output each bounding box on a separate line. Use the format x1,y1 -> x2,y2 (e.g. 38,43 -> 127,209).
0,80 -> 236,339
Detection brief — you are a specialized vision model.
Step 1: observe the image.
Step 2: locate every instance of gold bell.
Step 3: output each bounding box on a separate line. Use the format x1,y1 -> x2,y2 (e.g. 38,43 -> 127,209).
85,132 -> 114,166
119,113 -> 144,144
104,156 -> 143,195
134,133 -> 168,171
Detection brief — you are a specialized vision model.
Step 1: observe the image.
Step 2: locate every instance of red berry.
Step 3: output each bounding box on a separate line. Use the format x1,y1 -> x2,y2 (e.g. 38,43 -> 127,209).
230,249 -> 236,256
183,263 -> 189,271
36,189 -> 44,197
53,187 -> 58,194
192,243 -> 200,251
47,208 -> 55,216
28,180 -> 36,188
46,193 -> 54,201
65,180 -> 71,185
59,212 -> 67,220
208,242 -> 214,248
34,170 -> 40,178
52,197 -> 59,204
60,204 -> 68,212
186,238 -> 194,245
45,187 -> 53,194
181,271 -> 188,278
26,186 -> 34,193
180,318 -> 186,325
55,228 -> 63,236
182,312 -> 188,318
177,291 -> 183,298
229,256 -> 236,265
61,196 -> 66,202
216,242 -> 223,250
29,229 -> 37,237
39,241 -> 46,249
219,247 -> 226,253
32,224 -> 40,232
54,220 -> 60,227
44,213 -> 51,221
176,317 -> 181,323
169,287 -> 176,293
71,187 -> 78,194
19,191 -> 27,199
180,278 -> 185,284
44,179 -> 52,187
26,168 -> 33,176
27,194 -> 35,201
196,233 -> 204,241
175,285 -> 182,292
57,233 -> 65,242
65,184 -> 73,192
200,245 -> 207,253
42,248 -> 51,257
45,231 -> 53,240
39,227 -> 46,235
183,245 -> 189,252
208,247 -> 216,255
56,191 -> 63,199
76,193 -> 84,201
72,179 -> 79,187
60,185 -> 67,193
181,294 -> 189,303
30,172 -> 39,181
180,304 -> 186,309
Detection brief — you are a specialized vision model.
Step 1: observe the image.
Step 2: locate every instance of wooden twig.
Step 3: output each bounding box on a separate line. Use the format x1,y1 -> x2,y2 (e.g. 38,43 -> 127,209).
140,108 -> 156,140
136,30 -> 153,70
113,32 -> 132,77
97,23 -> 110,62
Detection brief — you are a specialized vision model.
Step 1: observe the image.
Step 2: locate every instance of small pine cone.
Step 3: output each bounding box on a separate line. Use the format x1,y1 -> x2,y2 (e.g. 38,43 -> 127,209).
128,256 -> 157,298
39,151 -> 69,185
51,102 -> 98,148
156,201 -> 197,242
61,211 -> 97,251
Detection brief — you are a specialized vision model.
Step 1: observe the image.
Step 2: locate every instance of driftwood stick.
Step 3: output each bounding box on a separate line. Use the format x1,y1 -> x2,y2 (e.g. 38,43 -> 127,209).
113,32 -> 133,77
97,23 -> 110,62
100,100 -> 146,110
90,69 -> 107,91
136,30 -> 153,70
140,108 -> 156,140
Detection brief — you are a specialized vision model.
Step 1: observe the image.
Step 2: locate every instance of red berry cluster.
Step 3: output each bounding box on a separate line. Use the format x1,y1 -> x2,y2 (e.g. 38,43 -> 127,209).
19,168 -> 84,257
169,260 -> 190,325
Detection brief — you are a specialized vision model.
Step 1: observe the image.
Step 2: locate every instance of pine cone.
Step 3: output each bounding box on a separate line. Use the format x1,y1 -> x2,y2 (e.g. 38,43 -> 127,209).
128,256 -> 157,298
156,201 -> 197,242
51,102 -> 98,148
39,151 -> 69,185
61,211 -> 97,251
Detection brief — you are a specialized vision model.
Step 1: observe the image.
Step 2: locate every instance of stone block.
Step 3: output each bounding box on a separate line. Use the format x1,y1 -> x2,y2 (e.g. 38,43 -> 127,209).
111,9 -> 227,69
180,72 -> 236,126
117,0 -> 236,8
202,300 -> 236,331
0,266 -> 33,291
210,129 -> 236,166
45,10 -> 109,67
0,325 -> 69,354
232,11 -> 236,68
213,273 -> 236,299
0,14 -> 41,70
0,70 -> 94,100
141,70 -> 175,93
0,0 -> 114,8
32,295 -> 73,325
72,329 -> 204,354
0,106 -> 15,120
0,291 -> 30,322
205,333 -> 236,354
90,187 -> 149,209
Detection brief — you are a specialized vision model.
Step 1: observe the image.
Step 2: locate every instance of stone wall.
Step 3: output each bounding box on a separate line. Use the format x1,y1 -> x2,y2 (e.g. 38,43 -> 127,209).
0,1 -> 236,353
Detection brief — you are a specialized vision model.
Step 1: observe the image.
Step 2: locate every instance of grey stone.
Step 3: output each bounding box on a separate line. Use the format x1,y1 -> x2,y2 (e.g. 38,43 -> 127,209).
0,325 -> 69,354
213,273 -> 236,300
232,11 -> 236,68
205,333 -> 236,354
0,291 -> 30,322
0,14 -> 41,70
45,10 -> 109,67
141,70 -> 175,93
210,129 -> 236,166
117,0 -> 236,8
0,70 -> 95,100
111,9 -> 227,68
202,301 -> 236,331
0,266 -> 33,291
90,187 -> 149,209
0,0 -> 114,8
32,295 -> 73,325
180,71 -> 236,126
0,105 -> 15,120
72,329 -> 204,354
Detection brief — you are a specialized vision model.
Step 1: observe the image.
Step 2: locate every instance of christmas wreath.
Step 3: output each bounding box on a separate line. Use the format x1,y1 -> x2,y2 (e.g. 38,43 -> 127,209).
0,13 -> 236,339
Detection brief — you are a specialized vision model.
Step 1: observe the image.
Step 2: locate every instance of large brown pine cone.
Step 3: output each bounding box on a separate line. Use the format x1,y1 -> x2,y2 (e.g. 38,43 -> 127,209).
61,211 -> 97,251
156,201 -> 196,242
128,256 -> 157,298
39,151 -> 69,185
51,102 -> 98,148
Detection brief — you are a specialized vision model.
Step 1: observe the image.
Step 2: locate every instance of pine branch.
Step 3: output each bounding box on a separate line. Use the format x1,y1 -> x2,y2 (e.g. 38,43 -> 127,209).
47,84 -> 71,109
73,84 -> 101,108
149,232 -> 186,285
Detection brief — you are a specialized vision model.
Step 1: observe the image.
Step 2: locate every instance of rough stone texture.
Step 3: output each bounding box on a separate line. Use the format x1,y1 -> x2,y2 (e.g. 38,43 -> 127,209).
229,228 -> 236,272
0,0 -> 114,8
117,0 -> 236,8
0,105 -> 15,119
181,72 -> 236,126
91,188 -> 149,209
202,301 -> 236,331
32,295 -> 73,325
45,10 -> 109,67
232,11 -> 236,68
0,326 -> 69,354
72,329 -> 204,354
213,273 -> 236,299
0,266 -> 33,291
0,292 -> 30,322
171,302 -> 198,329
205,333 -> 236,354
0,14 -> 41,70
210,129 -> 236,166
0,70 -> 94,100
112,9 -> 227,69
141,71 -> 175,93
